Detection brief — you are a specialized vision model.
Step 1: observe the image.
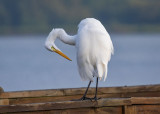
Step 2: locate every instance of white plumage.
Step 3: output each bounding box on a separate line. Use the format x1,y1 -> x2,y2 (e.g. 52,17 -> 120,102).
76,18 -> 114,81
45,18 -> 114,100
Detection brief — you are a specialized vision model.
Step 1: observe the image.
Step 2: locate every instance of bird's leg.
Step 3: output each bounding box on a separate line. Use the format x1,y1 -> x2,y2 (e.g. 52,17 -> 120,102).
80,78 -> 101,101
71,78 -> 100,101
80,81 -> 92,100
92,77 -> 101,101
72,81 -> 92,101
95,77 -> 98,98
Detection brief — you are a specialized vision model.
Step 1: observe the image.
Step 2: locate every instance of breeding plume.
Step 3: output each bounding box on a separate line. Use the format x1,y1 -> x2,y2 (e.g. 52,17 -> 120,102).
45,18 -> 114,100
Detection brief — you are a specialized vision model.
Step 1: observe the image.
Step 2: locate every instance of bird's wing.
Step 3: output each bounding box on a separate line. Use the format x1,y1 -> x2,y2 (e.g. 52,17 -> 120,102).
76,18 -> 113,81
76,25 -> 113,81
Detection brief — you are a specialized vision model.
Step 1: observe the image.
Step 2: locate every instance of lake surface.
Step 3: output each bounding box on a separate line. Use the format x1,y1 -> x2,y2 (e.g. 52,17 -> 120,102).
0,34 -> 160,91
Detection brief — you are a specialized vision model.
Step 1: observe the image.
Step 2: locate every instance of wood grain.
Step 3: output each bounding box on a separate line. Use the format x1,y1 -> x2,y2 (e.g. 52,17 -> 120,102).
1,84 -> 160,99
125,105 -> 160,114
0,98 -> 127,113
1,84 -> 160,113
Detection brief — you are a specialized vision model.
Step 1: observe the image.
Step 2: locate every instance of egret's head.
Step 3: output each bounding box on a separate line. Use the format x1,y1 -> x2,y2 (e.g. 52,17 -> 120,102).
45,28 -> 72,61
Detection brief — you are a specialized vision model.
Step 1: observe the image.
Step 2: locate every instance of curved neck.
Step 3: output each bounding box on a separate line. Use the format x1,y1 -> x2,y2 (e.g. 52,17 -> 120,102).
57,29 -> 76,45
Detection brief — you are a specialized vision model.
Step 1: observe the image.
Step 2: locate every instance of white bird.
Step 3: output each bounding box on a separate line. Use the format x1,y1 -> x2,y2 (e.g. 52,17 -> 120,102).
45,18 -> 114,100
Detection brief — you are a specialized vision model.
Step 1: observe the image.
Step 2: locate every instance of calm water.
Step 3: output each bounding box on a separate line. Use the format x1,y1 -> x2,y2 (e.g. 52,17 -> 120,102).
0,34 -> 160,91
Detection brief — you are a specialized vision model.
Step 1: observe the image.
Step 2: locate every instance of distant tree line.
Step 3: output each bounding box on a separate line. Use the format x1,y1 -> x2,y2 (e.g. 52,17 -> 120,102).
0,0 -> 160,34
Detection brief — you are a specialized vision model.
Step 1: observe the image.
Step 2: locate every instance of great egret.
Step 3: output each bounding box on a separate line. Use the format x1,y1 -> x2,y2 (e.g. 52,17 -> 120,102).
45,18 -> 114,100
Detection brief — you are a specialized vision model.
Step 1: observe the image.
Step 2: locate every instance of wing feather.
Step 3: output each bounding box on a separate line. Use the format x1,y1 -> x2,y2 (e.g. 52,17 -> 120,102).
76,18 -> 113,81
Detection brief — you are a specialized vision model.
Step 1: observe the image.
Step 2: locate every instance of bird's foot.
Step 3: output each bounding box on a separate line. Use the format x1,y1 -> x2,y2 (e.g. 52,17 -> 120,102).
72,96 -> 101,101
91,96 -> 101,101
72,96 -> 92,101
80,96 -> 93,101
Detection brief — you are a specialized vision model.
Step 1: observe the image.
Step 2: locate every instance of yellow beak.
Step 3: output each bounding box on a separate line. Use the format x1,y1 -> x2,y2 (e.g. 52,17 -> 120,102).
51,46 -> 72,61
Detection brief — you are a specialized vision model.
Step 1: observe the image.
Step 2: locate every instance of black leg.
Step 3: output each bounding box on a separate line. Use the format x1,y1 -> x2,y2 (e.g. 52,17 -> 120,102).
71,77 -> 101,101
95,77 -> 98,98
82,77 -> 100,101
92,77 -> 101,101
82,81 -> 91,98
72,81 -> 92,101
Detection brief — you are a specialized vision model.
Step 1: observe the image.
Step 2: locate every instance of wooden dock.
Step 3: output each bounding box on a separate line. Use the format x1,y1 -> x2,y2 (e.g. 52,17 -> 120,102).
0,84 -> 160,113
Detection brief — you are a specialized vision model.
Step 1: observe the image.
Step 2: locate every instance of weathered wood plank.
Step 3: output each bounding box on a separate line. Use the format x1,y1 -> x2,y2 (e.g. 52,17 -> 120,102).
131,97 -> 160,105
8,94 -> 124,105
1,84 -> 160,105
3,91 -> 160,105
0,89 -> 65,99
1,84 -> 160,99
125,105 -> 160,114
124,97 -> 160,114
2,97 -> 160,113
6,96 -> 160,108
119,91 -> 160,98
8,95 -> 83,105
98,84 -> 160,94
0,85 -> 160,113
9,107 -> 122,114
0,98 -> 130,113
0,99 -> 9,105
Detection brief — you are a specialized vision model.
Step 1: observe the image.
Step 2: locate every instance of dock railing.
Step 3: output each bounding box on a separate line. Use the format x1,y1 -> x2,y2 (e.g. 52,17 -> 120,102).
0,84 -> 160,113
